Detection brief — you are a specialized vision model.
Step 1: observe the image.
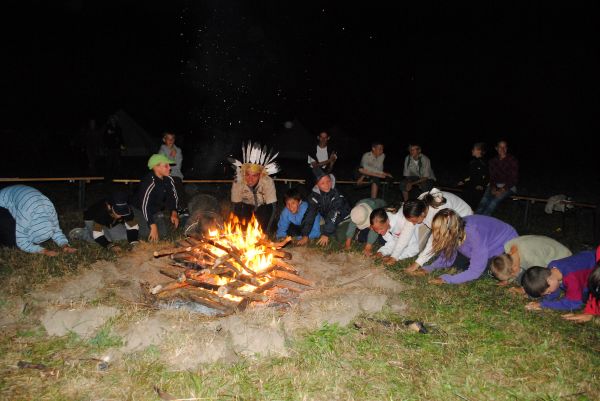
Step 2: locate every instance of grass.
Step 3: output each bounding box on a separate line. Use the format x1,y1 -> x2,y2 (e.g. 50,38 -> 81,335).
0,194 -> 598,400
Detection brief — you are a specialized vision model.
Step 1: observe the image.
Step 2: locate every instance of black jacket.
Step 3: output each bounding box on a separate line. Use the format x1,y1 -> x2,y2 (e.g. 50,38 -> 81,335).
134,172 -> 179,225
464,157 -> 488,188
301,187 -> 350,237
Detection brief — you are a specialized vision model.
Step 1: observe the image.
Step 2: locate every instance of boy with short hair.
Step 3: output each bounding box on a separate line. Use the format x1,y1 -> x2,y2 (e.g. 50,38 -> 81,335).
276,188 -> 320,240
369,207 -> 419,265
357,141 -> 393,198
490,235 -> 572,285
522,250 -> 596,311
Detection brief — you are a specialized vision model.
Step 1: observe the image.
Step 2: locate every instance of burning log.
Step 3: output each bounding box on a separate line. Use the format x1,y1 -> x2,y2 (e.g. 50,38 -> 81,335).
151,281 -> 189,295
202,238 -> 256,277
269,270 -> 314,287
272,258 -> 298,273
257,236 -> 292,249
262,247 -> 292,260
158,288 -> 232,313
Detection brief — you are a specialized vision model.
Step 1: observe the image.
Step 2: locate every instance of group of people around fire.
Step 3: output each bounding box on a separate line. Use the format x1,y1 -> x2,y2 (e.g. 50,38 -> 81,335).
0,131 -> 598,324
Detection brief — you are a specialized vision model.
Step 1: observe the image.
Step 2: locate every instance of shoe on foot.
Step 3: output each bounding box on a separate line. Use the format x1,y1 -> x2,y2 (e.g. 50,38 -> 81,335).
69,227 -> 85,241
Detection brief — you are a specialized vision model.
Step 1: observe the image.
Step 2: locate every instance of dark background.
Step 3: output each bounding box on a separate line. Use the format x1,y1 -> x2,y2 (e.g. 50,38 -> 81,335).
1,2 -> 599,198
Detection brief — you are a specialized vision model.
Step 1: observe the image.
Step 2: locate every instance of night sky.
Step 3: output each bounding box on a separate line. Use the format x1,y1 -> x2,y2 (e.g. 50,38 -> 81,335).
2,2 -> 599,184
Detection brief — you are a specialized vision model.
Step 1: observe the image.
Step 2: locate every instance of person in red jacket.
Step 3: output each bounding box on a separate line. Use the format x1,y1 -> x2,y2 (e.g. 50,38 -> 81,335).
562,246 -> 600,323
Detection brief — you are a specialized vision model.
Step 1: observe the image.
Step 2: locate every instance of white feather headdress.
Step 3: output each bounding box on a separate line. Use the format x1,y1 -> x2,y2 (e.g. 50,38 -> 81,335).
228,141 -> 280,183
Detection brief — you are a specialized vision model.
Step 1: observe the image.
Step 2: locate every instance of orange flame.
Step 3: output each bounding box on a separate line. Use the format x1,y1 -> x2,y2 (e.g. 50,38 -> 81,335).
206,213 -> 273,275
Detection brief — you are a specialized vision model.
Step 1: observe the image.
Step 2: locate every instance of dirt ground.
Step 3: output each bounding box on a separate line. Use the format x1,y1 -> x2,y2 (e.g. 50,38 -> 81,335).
1,243 -> 407,370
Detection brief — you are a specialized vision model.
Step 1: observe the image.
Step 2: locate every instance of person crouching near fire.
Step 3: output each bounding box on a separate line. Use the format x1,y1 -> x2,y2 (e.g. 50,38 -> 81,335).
297,167 -> 350,247
230,141 -> 279,233
369,207 -> 420,265
131,154 -> 180,242
0,185 -> 76,256
276,187 -> 321,241
69,191 -> 140,252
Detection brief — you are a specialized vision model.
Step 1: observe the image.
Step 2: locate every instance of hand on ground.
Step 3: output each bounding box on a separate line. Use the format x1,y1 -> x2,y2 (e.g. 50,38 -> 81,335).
405,262 -> 421,273
316,235 -> 329,246
40,249 -> 59,257
373,252 -> 384,259
382,256 -> 397,266
428,277 -> 445,285
562,313 -> 593,323
344,238 -> 352,250
507,287 -> 526,296
296,236 -> 309,246
62,246 -> 77,254
363,245 -> 373,256
407,268 -> 428,277
171,211 -> 180,228
148,225 -> 159,242
525,301 -> 542,311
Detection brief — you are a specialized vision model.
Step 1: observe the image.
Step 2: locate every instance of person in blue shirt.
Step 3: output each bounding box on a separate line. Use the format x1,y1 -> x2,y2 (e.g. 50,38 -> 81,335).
0,185 -> 76,256
276,188 -> 320,240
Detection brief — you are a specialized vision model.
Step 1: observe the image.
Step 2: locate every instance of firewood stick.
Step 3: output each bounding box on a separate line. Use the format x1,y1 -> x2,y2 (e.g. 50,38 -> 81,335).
273,283 -> 303,293
257,236 -> 292,249
228,289 -> 268,302
272,258 -> 298,273
262,248 -> 292,260
202,239 -> 256,276
181,287 -> 240,308
151,281 -> 189,295
169,261 -> 204,270
159,267 -> 186,282
216,280 -> 246,296
236,274 -> 262,287
153,246 -> 192,258
252,279 -> 281,294
158,289 -> 231,312
269,270 -> 314,287
170,252 -> 196,260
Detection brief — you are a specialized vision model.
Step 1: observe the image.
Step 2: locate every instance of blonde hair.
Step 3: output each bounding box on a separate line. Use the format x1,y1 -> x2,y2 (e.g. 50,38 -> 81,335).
490,254 -> 513,281
430,209 -> 466,260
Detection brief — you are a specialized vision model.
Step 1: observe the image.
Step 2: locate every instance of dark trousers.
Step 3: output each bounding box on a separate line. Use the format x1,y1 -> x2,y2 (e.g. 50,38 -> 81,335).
233,203 -> 276,234
0,207 -> 17,248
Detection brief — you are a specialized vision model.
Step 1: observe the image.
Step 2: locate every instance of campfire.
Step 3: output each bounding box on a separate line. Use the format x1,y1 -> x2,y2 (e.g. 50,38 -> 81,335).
151,214 -> 313,316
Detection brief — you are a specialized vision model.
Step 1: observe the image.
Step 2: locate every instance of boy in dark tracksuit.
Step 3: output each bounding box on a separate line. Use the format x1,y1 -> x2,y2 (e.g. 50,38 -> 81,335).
298,168 -> 350,247
132,154 -> 180,241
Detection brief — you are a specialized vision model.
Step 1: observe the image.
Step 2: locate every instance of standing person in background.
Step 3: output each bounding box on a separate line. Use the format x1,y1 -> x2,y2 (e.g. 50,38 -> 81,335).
457,142 -> 488,209
159,132 -> 188,219
399,143 -> 436,201
103,115 -> 125,178
357,141 -> 393,199
476,140 -> 519,216
0,185 -> 77,255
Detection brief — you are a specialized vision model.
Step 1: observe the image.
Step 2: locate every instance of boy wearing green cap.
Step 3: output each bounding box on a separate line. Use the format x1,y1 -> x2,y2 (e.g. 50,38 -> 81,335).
131,154 -> 180,242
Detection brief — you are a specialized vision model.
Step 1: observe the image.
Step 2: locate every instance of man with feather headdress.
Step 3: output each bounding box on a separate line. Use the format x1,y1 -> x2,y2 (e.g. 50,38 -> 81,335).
230,141 -> 279,232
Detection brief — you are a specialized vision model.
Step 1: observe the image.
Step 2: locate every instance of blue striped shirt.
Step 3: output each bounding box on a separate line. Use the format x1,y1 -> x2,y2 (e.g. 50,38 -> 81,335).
0,185 -> 69,253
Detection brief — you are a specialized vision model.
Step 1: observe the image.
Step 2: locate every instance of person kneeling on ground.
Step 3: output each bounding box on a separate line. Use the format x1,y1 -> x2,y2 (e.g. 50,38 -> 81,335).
489,235 -> 572,290
0,185 -> 76,256
276,188 -> 320,241
415,209 -> 517,284
563,248 -> 600,323
298,167 -> 350,247
69,191 -> 139,252
522,249 -> 597,312
344,198 -> 387,255
369,207 -> 420,265
132,154 -> 180,242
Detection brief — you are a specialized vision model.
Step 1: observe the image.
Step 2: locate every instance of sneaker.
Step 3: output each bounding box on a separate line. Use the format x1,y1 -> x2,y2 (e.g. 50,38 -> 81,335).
178,208 -> 190,218
69,227 -> 85,241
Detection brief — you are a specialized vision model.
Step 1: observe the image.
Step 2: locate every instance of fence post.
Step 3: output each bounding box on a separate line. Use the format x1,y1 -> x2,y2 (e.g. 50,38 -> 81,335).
78,180 -> 86,209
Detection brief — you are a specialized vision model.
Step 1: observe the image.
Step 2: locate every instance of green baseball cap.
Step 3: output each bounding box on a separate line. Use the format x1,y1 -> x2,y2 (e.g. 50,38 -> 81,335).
147,154 -> 175,169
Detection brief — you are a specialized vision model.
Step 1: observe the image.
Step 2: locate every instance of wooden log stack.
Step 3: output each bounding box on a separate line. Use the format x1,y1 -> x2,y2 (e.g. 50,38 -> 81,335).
151,235 -> 313,315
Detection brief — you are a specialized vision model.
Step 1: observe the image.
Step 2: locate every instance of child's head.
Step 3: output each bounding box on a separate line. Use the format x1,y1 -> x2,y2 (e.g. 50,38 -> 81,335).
163,132 -> 176,146
490,253 -> 514,281
402,200 -> 428,224
418,188 -> 447,209
369,208 -> 389,235
521,266 -> 561,298
430,209 -> 466,261
284,188 -> 302,214
371,141 -> 384,157
588,262 -> 600,304
472,142 -> 486,158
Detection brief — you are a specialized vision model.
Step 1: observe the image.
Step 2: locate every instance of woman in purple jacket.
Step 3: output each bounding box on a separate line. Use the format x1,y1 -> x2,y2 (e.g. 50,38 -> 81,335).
415,209 -> 518,284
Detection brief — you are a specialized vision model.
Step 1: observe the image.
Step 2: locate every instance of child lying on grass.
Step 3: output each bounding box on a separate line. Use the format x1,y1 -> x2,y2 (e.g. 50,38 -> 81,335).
522,250 -> 596,312
562,247 -> 600,323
